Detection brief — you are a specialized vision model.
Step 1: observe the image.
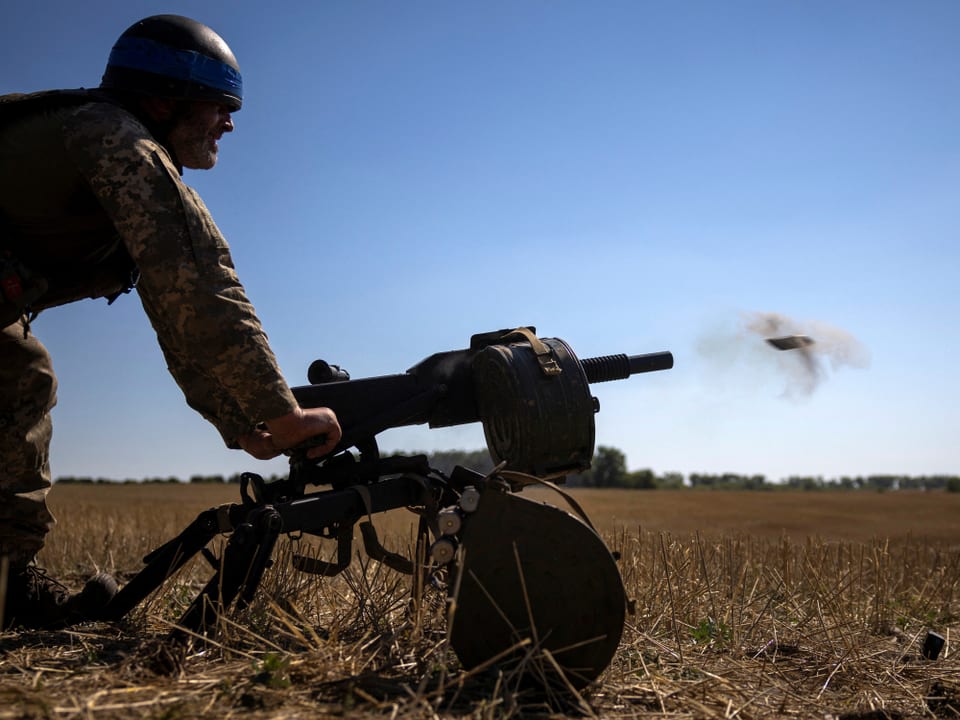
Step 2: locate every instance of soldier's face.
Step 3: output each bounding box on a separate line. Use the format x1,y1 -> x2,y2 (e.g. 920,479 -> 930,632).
168,102 -> 234,170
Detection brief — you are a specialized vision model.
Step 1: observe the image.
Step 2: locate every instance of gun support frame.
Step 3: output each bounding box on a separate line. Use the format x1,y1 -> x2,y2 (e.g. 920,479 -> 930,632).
105,459 -> 454,636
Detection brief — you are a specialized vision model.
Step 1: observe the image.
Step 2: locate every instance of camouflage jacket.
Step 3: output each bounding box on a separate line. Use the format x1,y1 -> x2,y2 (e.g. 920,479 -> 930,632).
0,94 -> 297,444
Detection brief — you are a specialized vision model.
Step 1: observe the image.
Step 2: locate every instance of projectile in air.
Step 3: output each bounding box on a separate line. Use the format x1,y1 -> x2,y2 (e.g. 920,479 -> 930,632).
766,335 -> 814,351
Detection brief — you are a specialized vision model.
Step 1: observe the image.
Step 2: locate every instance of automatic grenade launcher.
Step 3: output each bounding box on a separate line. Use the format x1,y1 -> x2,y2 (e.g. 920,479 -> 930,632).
105,327 -> 673,689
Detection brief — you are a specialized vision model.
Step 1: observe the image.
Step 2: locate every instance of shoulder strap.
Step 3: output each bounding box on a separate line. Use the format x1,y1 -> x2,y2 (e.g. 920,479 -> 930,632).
0,89 -> 113,128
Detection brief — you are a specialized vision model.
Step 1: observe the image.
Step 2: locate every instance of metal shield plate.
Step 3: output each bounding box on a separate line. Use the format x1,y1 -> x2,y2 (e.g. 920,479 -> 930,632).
448,487 -> 625,689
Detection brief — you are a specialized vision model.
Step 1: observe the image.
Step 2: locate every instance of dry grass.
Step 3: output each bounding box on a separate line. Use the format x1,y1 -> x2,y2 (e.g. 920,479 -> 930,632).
1,484 -> 958,719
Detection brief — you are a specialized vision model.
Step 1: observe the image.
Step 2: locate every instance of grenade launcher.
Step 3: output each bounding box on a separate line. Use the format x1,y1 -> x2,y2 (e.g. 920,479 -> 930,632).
105,327 -> 673,689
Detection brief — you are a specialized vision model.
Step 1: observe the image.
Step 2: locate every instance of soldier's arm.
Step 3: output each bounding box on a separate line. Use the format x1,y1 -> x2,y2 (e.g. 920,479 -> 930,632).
61,102 -> 331,449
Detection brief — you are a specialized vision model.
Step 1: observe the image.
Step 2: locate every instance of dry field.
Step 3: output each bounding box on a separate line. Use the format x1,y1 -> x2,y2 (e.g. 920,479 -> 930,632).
2,484 -> 958,719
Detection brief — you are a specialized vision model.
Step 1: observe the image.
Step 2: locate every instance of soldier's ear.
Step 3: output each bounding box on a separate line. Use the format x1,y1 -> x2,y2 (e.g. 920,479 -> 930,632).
139,97 -> 178,123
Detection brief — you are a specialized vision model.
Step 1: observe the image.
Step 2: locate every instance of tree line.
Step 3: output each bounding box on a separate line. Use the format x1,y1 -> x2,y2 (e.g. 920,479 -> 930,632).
565,446 -> 960,492
54,445 -> 960,492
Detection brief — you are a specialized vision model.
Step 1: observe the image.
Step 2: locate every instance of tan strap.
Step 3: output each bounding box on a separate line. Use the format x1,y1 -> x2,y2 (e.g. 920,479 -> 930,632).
499,327 -> 562,376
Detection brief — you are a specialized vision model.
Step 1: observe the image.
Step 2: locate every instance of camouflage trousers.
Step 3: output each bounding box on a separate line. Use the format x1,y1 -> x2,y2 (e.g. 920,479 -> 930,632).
0,320 -> 57,570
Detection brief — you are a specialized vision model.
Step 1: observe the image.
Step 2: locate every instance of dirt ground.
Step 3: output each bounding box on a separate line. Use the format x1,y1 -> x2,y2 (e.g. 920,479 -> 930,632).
1,486 -> 957,719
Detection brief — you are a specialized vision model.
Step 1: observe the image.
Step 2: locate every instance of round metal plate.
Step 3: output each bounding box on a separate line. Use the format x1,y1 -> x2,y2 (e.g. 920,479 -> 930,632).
448,487 -> 625,689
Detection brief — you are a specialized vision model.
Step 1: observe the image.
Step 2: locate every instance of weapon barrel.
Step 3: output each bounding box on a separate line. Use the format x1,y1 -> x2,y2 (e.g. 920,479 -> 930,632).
581,351 -> 673,384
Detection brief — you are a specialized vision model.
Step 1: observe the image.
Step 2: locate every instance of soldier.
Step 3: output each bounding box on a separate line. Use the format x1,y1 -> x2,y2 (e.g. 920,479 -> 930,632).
0,15 -> 341,628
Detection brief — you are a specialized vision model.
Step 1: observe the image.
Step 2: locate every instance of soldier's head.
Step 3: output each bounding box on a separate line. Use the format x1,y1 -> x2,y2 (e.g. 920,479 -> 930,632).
100,15 -> 241,170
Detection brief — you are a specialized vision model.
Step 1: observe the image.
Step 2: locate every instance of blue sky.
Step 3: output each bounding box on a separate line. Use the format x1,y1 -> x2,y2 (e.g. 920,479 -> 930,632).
3,1 -> 957,482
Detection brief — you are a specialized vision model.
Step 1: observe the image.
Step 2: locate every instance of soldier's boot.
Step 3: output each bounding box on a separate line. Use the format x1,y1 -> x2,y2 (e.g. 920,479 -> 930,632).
1,566 -> 118,630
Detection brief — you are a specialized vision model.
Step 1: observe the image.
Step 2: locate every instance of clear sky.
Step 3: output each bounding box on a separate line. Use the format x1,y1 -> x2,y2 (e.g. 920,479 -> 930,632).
3,1 -> 957,483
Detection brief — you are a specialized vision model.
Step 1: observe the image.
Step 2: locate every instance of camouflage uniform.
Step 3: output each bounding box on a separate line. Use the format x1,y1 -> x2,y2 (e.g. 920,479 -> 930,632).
0,96 -> 298,568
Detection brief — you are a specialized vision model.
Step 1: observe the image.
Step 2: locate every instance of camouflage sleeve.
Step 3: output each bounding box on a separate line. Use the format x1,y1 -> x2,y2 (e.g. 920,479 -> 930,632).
61,102 -> 298,445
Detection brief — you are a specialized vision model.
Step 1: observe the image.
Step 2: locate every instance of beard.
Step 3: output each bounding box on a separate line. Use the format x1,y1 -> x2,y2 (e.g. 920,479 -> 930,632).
169,113 -> 221,170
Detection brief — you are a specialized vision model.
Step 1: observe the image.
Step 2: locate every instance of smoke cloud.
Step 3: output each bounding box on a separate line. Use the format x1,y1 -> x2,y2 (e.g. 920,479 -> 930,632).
697,311 -> 870,399
743,311 -> 870,397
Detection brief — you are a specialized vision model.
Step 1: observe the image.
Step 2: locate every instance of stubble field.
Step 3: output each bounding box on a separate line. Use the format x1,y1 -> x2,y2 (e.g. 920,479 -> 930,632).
2,484 -> 958,719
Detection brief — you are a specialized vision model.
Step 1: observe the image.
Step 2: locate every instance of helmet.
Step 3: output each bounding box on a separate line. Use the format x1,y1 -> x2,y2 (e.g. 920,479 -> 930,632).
100,15 -> 242,111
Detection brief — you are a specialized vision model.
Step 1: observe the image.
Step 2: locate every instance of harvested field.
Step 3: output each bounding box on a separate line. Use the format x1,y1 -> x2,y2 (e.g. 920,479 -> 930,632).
2,484 -> 958,719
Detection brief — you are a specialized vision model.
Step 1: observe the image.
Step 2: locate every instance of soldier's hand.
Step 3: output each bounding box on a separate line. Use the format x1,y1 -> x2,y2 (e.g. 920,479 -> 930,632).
237,428 -> 280,460
260,406 -> 342,459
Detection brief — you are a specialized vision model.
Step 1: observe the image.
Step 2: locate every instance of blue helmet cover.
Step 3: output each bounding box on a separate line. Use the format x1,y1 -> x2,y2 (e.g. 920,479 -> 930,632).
106,35 -> 242,102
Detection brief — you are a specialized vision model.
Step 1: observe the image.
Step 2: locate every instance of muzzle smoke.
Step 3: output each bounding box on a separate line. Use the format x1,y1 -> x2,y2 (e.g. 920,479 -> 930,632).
697,311 -> 870,398
745,311 -> 870,396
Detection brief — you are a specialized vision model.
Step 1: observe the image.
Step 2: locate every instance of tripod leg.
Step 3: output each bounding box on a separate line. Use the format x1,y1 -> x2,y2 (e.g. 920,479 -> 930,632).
170,507 -> 281,641
104,507 -> 223,621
